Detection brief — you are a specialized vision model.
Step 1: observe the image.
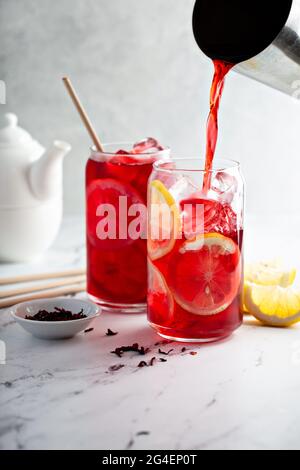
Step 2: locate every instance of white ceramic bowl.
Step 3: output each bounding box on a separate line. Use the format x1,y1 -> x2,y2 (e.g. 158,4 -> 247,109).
10,297 -> 100,339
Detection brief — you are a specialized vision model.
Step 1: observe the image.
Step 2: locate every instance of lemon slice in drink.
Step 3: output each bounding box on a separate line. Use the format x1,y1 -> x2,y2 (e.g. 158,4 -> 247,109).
244,283 -> 300,327
168,233 -> 241,316
148,180 -> 180,261
148,260 -> 174,321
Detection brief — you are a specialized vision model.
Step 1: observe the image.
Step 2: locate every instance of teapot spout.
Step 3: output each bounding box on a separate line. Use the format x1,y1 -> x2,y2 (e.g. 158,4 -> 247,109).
30,140 -> 71,201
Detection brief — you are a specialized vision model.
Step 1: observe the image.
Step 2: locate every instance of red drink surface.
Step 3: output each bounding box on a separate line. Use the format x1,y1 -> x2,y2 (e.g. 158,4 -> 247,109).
86,140 -> 167,307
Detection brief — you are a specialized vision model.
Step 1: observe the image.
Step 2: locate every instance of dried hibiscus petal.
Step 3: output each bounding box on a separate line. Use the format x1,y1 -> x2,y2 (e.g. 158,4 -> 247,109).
106,329 -> 118,336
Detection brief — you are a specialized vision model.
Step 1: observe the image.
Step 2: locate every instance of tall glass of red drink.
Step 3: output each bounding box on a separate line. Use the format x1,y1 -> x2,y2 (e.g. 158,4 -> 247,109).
148,158 -> 244,341
86,139 -> 170,312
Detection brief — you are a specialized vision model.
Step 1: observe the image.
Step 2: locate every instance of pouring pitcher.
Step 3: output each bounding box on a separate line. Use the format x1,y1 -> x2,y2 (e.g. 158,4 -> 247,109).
193,0 -> 300,98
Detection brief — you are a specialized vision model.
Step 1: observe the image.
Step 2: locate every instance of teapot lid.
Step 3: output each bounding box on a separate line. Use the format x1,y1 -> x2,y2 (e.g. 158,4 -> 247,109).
0,113 -> 34,148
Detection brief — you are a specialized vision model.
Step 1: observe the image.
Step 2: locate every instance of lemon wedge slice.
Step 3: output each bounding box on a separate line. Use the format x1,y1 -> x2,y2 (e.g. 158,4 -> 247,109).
168,233 -> 241,316
148,180 -> 180,261
245,260 -> 296,287
244,282 -> 300,327
242,261 -> 297,314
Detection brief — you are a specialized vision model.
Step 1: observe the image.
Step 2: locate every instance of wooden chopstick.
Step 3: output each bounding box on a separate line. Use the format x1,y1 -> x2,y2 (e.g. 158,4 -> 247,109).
0,268 -> 86,286
0,275 -> 86,299
0,283 -> 86,309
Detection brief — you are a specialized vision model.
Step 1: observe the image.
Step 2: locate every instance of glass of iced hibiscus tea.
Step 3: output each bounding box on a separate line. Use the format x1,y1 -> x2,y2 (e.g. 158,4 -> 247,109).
148,158 -> 244,342
86,138 -> 170,312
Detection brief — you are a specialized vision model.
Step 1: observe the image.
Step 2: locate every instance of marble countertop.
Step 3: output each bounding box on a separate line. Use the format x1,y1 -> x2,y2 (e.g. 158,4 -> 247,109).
1,215 -> 300,451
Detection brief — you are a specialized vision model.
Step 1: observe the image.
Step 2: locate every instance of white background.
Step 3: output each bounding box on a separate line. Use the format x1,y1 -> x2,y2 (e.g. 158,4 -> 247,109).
1,0 -> 300,217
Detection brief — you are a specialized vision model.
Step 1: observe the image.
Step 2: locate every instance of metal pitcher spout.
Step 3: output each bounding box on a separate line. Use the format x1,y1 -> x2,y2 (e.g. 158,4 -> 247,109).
235,1 -> 300,98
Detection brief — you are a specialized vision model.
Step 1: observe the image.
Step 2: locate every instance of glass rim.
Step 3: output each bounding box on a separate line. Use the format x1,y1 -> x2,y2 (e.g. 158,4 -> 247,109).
153,158 -> 240,173
90,141 -> 171,157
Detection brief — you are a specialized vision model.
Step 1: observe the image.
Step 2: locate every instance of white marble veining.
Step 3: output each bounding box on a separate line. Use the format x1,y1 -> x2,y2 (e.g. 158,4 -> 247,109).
1,216 -> 300,450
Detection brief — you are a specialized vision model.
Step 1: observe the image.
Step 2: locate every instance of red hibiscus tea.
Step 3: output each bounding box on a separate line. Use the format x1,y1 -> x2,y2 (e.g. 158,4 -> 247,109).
86,139 -> 170,312
203,59 -> 233,192
147,159 -> 244,342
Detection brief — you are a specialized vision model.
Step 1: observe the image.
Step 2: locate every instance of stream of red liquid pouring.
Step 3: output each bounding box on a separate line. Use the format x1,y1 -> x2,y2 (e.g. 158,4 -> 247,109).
203,59 -> 234,192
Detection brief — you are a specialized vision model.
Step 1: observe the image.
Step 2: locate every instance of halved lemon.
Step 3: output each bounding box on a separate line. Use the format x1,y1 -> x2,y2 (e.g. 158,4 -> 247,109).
244,283 -> 300,327
242,261 -> 297,313
245,260 -> 296,287
148,180 -> 180,261
167,233 -> 241,316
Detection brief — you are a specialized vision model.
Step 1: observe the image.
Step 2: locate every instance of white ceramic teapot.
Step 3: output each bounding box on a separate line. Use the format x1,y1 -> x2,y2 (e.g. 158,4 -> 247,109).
0,113 -> 71,262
